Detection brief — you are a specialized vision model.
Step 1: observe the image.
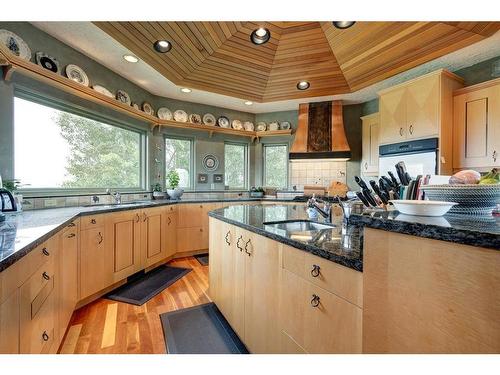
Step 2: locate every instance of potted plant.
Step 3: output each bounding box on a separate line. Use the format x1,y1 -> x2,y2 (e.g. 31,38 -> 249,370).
151,183 -> 165,200
250,186 -> 265,198
166,170 -> 184,200
2,179 -> 24,212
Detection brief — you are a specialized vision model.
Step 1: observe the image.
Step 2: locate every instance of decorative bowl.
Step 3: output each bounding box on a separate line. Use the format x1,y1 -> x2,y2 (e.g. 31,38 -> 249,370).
389,200 -> 457,217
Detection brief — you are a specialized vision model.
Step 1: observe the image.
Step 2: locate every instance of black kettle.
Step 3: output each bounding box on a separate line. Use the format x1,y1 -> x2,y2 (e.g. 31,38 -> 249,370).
0,188 -> 17,212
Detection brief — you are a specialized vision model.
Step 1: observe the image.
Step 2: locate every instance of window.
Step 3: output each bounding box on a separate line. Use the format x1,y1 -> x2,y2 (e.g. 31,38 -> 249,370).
224,143 -> 248,189
14,97 -> 144,190
263,144 -> 289,188
165,137 -> 193,189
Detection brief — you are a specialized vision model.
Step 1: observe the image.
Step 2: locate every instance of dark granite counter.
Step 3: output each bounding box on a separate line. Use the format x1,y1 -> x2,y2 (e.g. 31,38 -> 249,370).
209,204 -> 363,272
348,210 -> 500,250
0,197 -> 294,272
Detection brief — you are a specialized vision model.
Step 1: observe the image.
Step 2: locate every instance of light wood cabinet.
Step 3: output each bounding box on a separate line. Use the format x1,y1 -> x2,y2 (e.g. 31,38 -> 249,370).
165,212 -> 177,258
177,203 -> 220,253
0,290 -> 19,353
361,112 -> 380,175
379,86 -> 407,144
141,207 -> 168,267
453,79 -> 500,169
80,225 -> 108,300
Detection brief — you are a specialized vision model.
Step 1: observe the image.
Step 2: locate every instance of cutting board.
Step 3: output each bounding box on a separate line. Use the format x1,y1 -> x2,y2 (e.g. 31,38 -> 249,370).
327,181 -> 349,198
303,185 -> 326,196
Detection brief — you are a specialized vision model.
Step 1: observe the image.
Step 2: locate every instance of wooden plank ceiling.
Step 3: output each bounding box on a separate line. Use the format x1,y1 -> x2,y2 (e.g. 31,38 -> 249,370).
94,21 -> 500,102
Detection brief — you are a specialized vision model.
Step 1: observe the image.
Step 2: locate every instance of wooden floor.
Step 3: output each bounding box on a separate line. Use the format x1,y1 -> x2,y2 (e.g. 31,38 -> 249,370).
58,256 -> 210,354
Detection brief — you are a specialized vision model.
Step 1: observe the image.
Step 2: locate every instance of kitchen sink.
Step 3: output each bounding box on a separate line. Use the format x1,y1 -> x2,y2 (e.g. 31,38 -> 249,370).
263,220 -> 334,232
82,201 -> 150,208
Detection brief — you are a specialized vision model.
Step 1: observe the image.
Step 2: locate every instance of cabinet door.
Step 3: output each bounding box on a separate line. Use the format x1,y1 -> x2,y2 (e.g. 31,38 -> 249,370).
142,207 -> 167,267
361,113 -> 380,175
243,230 -> 281,353
453,85 -> 500,168
405,74 -> 440,139
0,291 -> 19,353
105,210 -> 141,281
80,227 -> 108,299
177,204 -> 203,228
176,227 -> 207,253
59,226 -> 79,341
201,203 -> 222,228
165,212 -> 177,258
379,87 -> 406,144
208,217 -> 223,305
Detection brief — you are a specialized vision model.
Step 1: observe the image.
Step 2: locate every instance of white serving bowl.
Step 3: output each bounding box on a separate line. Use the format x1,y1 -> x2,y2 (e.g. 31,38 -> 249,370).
389,200 -> 457,217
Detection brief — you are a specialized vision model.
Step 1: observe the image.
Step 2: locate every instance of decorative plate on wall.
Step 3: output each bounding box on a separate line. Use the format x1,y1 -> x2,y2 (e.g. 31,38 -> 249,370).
35,52 -> 60,73
231,119 -> 243,130
202,154 -> 219,172
203,113 -> 216,126
157,107 -> 173,120
173,110 -> 188,122
92,85 -> 114,98
131,102 -> 140,110
217,116 -> 230,128
280,121 -> 291,130
116,90 -> 132,105
0,29 -> 31,61
256,122 -> 267,131
189,113 -> 202,124
65,64 -> 90,86
142,102 -> 154,116
268,121 -> 279,131
243,121 -> 255,131
198,173 -> 208,183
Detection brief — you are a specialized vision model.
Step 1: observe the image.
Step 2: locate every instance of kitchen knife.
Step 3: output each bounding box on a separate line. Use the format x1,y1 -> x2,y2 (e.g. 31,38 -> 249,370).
354,176 -> 370,190
404,171 -> 412,186
387,171 -> 400,187
362,188 -> 378,207
395,163 -> 405,185
381,176 -> 396,190
356,191 -> 370,207
379,178 -> 394,200
370,180 -> 389,205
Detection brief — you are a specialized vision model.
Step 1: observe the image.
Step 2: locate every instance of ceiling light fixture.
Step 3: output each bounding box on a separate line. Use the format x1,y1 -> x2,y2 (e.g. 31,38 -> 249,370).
296,81 -> 310,90
153,40 -> 172,53
250,27 -> 271,45
123,54 -> 139,63
180,88 -> 192,93
332,21 -> 356,29
244,101 -> 253,106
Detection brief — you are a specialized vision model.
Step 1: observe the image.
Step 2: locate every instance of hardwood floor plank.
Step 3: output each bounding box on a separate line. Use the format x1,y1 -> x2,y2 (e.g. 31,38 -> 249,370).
101,303 -> 118,348
59,324 -> 83,354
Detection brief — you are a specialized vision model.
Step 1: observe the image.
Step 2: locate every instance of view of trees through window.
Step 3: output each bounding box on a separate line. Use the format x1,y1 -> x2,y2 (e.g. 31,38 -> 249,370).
224,143 -> 247,189
264,144 -> 288,188
14,97 -> 142,189
165,137 -> 192,188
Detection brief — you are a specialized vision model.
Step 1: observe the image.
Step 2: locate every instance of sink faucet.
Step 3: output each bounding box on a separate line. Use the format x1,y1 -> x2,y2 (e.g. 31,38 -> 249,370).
307,194 -> 332,222
106,189 -> 121,204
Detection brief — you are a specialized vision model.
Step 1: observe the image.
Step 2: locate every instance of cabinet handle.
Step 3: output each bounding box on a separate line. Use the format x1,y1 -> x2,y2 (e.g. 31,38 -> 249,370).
135,213 -> 140,223
167,216 -> 172,225
225,231 -> 231,245
310,294 -> 320,308
236,235 -> 243,252
67,222 -> 76,227
90,219 -> 96,224
409,124 -> 413,135
42,248 -> 50,256
67,233 -> 76,238
364,162 -> 368,170
310,264 -> 321,278
42,272 -> 50,281
244,239 -> 251,256
42,331 -> 49,342
142,212 -> 147,222
493,150 -> 498,163
200,205 -> 203,208
98,232 -> 103,244
399,127 -> 403,136
200,228 -> 203,232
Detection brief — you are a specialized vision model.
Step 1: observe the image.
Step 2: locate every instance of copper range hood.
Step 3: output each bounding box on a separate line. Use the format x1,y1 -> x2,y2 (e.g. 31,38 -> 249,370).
289,100 -> 351,160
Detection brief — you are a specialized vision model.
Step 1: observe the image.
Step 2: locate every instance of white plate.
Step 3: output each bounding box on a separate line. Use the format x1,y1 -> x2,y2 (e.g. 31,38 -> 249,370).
232,119 -> 243,130
217,116 -> 230,128
65,64 -> 89,86
157,107 -> 173,120
35,52 -> 60,73
142,102 -> 154,116
174,110 -> 188,122
189,113 -> 202,124
203,113 -> 216,126
131,102 -> 139,110
0,29 -> 31,61
243,121 -> 254,131
256,122 -> 267,131
92,85 -> 114,98
389,200 -> 457,217
116,90 -> 131,105
280,121 -> 291,130
268,121 -> 279,131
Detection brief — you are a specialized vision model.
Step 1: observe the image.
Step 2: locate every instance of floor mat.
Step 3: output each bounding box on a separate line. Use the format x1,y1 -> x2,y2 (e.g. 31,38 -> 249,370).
194,253 -> 209,266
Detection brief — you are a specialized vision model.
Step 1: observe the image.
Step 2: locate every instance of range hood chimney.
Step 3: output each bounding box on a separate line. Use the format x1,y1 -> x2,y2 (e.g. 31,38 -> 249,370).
289,100 -> 351,160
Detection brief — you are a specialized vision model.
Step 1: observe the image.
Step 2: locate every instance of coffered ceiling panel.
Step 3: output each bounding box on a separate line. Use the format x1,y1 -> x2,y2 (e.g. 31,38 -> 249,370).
94,21 -> 500,102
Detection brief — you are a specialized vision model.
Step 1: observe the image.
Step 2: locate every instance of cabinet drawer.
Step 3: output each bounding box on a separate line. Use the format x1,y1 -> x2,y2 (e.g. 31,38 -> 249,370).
80,214 -> 105,230
280,331 -> 307,354
21,259 -> 55,316
282,245 -> 363,307
165,204 -> 177,213
62,218 -> 80,235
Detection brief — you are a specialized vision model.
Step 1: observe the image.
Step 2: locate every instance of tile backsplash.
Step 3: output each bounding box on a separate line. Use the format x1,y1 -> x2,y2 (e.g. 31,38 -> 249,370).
289,160 -> 347,191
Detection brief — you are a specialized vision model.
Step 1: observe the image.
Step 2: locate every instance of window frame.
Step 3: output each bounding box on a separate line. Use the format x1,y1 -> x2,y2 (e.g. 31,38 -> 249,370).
224,141 -> 249,190
262,143 -> 289,189
164,135 -> 195,190
13,89 -> 148,195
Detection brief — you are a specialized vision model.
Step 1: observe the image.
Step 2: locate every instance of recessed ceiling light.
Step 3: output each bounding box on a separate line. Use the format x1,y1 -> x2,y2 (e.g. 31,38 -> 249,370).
180,88 -> 192,93
332,21 -> 356,29
296,81 -> 310,90
123,54 -> 139,63
250,27 -> 271,45
153,40 -> 172,53
244,101 -> 253,106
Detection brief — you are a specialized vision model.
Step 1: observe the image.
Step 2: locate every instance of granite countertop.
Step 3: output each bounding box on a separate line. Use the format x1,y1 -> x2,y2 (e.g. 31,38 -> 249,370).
0,197 -> 295,272
209,204 -> 363,272
348,210 -> 500,250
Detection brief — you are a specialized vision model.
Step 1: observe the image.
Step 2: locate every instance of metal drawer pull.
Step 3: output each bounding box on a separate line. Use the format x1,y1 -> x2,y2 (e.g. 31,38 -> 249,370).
310,264 -> 321,278
42,248 -> 50,256
310,294 -> 320,308
98,232 -> 103,244
90,219 -> 97,224
143,213 -> 147,222
493,150 -> 498,162
67,222 -> 76,227
225,231 -> 231,245
244,239 -> 251,256
409,124 -> 413,134
135,213 -> 140,223
399,127 -> 403,136
67,233 -> 76,238
167,216 -> 172,225
42,272 -> 50,280
364,162 -> 368,170
236,235 -> 243,251
42,331 -> 49,341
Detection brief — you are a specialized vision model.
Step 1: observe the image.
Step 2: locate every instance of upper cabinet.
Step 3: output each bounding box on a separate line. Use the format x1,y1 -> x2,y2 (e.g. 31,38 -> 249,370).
453,79 -> 500,170
361,113 -> 380,175
378,69 -> 463,174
